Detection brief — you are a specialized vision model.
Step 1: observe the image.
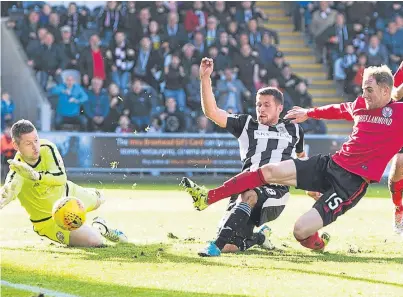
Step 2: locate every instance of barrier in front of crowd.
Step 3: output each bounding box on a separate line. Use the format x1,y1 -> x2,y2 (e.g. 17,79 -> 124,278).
40,132 -> 391,178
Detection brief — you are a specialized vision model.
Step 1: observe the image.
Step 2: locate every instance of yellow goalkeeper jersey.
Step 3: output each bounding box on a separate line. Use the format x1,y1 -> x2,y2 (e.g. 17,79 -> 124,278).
5,139 -> 68,222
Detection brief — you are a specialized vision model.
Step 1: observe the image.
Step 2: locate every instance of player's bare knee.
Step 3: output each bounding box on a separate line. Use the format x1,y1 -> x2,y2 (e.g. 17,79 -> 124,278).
293,220 -> 309,240
260,164 -> 274,182
389,154 -> 403,182
86,234 -> 104,247
240,190 -> 257,207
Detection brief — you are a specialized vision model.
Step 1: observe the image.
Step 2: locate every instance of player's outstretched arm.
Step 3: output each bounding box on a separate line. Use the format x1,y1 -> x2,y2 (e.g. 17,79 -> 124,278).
200,58 -> 228,128
285,101 -> 354,123
39,142 -> 67,186
0,170 -> 23,209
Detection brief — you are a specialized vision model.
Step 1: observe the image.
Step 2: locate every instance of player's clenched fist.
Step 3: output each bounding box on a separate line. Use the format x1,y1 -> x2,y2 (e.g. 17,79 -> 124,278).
200,58 -> 214,79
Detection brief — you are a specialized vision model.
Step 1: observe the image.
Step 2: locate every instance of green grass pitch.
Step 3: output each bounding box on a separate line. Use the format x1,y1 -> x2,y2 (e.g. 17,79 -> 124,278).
1,184 -> 402,297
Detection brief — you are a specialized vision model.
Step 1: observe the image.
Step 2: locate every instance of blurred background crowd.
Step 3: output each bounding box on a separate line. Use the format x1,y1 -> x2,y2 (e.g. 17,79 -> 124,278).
1,1 -> 402,138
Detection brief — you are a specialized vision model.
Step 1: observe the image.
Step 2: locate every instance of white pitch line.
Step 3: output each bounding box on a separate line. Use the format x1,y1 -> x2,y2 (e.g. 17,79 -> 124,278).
1,280 -> 82,297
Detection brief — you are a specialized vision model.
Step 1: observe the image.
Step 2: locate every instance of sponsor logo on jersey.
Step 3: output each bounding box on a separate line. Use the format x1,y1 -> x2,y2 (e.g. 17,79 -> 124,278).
357,114 -> 392,126
254,130 -> 292,142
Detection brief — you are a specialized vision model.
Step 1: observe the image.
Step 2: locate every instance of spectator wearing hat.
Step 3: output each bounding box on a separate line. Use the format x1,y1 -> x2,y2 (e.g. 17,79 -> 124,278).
266,51 -> 286,81
60,26 -> 79,70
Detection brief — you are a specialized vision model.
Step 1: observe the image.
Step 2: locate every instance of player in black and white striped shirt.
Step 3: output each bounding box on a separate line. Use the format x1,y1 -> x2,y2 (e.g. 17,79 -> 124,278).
181,58 -> 308,257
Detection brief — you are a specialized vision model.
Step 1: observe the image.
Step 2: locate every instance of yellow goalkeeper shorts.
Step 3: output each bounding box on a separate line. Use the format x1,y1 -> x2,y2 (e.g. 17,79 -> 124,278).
32,181 -> 101,245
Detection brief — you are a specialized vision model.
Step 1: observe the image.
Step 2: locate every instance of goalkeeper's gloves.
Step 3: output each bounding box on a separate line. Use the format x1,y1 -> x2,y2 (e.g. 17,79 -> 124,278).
8,160 -> 40,181
0,181 -> 19,209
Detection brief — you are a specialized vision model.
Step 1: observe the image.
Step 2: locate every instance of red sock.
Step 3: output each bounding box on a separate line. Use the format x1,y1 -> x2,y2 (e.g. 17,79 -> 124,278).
297,232 -> 324,250
207,169 -> 266,205
389,180 -> 403,212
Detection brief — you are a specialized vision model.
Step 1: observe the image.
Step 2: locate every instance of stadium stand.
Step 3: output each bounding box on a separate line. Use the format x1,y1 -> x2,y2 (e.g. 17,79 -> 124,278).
2,1 -> 401,135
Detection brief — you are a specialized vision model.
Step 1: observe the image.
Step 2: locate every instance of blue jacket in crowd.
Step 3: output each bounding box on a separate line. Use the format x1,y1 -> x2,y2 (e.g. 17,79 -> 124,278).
1,98 -> 15,129
84,89 -> 110,119
51,83 -> 88,117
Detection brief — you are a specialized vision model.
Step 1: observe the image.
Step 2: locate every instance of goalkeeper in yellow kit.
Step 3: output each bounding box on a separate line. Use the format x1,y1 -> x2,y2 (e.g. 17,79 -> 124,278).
0,120 -> 127,247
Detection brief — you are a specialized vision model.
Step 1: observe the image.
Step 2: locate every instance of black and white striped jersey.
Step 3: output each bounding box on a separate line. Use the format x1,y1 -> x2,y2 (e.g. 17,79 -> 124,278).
226,114 -> 305,172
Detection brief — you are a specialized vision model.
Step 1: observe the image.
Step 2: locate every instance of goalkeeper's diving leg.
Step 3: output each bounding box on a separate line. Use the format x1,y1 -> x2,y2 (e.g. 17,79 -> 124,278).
66,181 -> 128,246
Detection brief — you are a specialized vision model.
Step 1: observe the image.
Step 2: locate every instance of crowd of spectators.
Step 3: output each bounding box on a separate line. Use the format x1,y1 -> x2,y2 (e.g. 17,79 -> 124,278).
3,1 -> 326,134
288,1 -> 403,99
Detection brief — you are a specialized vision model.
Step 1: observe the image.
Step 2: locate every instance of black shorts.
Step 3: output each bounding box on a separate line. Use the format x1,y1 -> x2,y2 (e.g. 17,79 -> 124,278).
217,185 -> 289,239
293,154 -> 368,226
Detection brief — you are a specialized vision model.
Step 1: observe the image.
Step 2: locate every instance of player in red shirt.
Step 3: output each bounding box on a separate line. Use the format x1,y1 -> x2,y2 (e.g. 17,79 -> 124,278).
388,61 -> 403,234
182,65 -> 403,253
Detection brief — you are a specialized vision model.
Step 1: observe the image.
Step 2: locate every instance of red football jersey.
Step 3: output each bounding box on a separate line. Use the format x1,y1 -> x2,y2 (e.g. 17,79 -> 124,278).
394,62 -> 403,87
308,97 -> 403,182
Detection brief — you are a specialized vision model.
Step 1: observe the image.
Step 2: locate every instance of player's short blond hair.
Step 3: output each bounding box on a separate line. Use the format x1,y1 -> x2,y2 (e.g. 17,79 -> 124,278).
363,65 -> 394,89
